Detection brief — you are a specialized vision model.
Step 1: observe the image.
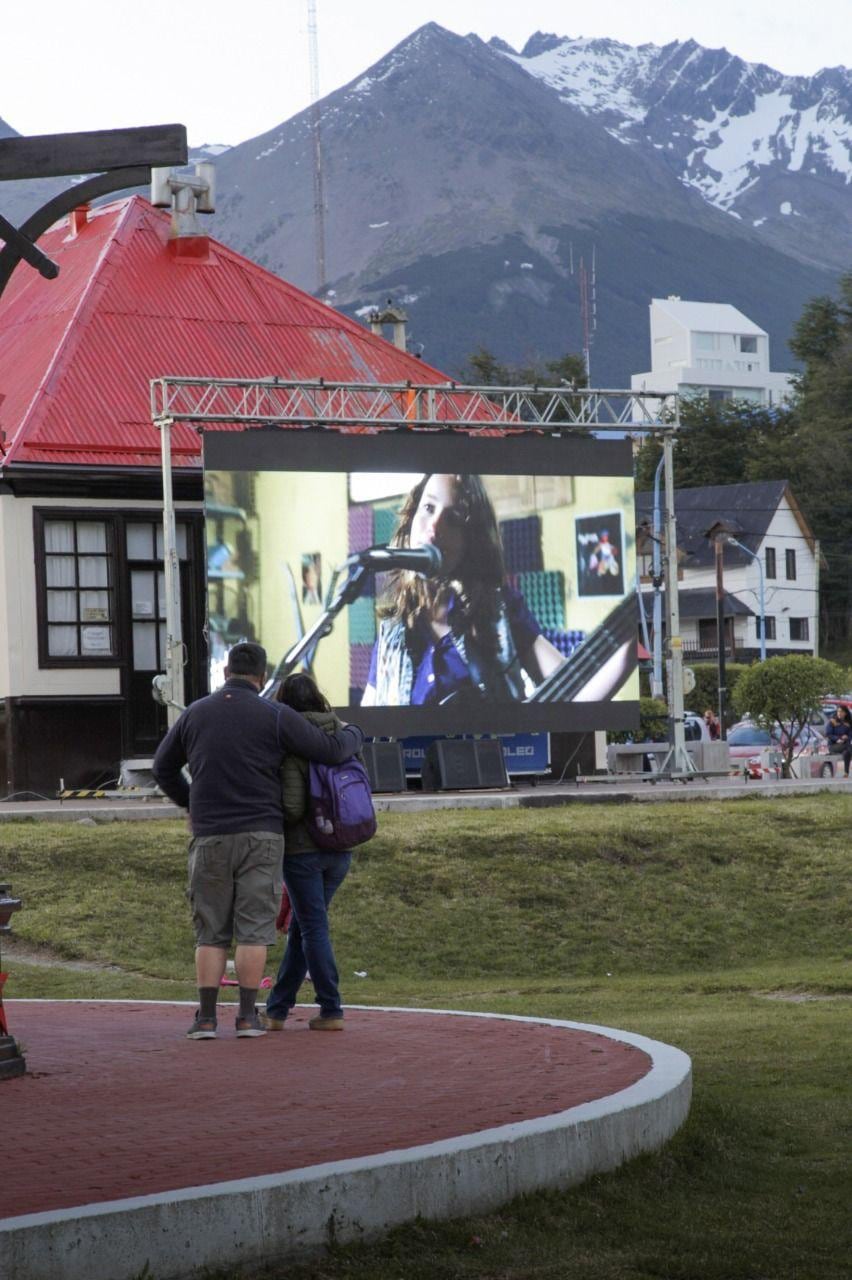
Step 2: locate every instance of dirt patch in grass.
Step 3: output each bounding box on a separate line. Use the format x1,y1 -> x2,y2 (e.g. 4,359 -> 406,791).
4,939 -> 123,973
755,990 -> 852,1002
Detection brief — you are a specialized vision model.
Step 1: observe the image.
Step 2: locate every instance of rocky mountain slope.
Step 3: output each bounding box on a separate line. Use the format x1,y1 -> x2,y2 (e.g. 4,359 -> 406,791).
205,24 -> 841,382
507,31 -> 852,273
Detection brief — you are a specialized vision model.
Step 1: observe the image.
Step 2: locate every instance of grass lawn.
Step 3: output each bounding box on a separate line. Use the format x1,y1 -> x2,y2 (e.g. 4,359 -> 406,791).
2,796 -> 851,1278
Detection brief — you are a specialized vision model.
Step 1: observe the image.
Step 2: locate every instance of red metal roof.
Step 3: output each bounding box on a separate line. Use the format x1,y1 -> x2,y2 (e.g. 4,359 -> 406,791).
0,197 -> 454,470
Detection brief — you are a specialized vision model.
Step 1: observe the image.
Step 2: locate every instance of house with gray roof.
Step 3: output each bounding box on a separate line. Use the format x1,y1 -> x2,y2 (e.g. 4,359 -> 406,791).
635,480 -> 820,660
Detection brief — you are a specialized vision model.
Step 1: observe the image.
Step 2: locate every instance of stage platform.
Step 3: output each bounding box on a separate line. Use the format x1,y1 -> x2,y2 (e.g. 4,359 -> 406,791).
2,1000 -> 690,1280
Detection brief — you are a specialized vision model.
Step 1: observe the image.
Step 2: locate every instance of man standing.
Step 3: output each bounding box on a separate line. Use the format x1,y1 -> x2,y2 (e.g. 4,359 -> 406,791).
153,642 -> 363,1041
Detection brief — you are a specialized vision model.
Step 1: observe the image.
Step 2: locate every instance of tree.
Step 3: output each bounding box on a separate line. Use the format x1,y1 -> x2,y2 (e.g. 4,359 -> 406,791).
633,395 -> 795,492
781,271 -> 852,645
732,655 -> 846,776
460,347 -> 586,388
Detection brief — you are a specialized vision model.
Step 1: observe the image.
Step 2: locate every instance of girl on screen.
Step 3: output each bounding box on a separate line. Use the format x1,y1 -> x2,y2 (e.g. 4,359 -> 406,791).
360,473 -> 565,707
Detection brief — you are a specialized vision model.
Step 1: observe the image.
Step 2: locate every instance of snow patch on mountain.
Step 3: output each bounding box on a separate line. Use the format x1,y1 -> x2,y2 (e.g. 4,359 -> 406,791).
500,34 -> 852,218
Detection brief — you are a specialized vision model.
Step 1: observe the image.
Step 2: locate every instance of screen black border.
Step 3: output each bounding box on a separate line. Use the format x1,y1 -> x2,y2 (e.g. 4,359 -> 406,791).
203,428 -> 638,736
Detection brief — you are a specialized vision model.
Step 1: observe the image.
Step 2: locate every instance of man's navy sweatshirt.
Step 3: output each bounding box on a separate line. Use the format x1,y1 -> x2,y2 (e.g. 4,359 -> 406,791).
152,678 -> 364,836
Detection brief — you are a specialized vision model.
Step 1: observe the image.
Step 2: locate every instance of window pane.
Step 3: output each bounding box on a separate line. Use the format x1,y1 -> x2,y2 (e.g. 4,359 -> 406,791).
155,524 -> 189,560
81,625 -> 112,655
47,590 -> 76,622
48,625 -> 78,657
133,622 -> 158,670
46,555 -> 76,587
131,569 -> 156,618
79,556 -> 109,588
77,522 -> 107,553
126,523 -> 154,559
158,570 -> 166,619
80,590 -> 110,622
44,521 -> 74,553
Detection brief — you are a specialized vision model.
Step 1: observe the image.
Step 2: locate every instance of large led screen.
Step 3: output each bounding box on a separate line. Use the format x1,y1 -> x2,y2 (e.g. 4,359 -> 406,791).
203,431 -> 639,736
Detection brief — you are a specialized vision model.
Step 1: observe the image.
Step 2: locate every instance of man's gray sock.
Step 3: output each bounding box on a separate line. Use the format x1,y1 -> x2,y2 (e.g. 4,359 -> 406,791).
198,987 -> 218,1020
238,986 -> 258,1019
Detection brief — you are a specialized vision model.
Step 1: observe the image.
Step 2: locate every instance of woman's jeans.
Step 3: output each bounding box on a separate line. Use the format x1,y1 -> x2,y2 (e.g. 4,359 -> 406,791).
266,851 -> 351,1019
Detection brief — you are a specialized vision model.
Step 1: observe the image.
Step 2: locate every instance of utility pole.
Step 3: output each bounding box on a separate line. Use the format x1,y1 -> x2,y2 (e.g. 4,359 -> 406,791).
307,0 -> 327,294
706,521 -> 737,739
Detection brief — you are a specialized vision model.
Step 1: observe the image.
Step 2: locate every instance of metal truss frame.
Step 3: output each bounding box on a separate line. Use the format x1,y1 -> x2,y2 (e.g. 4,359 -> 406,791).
151,375 -> 693,777
150,376 -> 679,433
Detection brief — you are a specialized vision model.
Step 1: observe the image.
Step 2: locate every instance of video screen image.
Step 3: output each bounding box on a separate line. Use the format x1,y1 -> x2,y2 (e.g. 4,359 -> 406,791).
203,431 -> 639,737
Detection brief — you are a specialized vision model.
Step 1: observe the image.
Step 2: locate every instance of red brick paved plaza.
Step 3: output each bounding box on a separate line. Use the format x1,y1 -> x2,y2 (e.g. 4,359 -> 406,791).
5,1000 -> 651,1220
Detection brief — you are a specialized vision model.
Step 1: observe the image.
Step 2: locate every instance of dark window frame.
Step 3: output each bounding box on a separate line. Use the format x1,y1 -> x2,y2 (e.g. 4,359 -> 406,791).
789,617 -> 809,642
785,548 -> 797,580
34,508 -> 198,671
757,615 -> 776,640
765,546 -> 776,579
34,510 -> 120,668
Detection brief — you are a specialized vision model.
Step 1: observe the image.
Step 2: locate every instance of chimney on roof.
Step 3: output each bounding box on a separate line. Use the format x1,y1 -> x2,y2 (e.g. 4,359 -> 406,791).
68,204 -> 90,237
151,162 -> 216,261
368,298 -> 408,351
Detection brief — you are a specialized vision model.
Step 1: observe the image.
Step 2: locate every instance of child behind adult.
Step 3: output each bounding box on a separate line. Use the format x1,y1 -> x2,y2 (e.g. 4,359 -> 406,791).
262,673 -> 354,1031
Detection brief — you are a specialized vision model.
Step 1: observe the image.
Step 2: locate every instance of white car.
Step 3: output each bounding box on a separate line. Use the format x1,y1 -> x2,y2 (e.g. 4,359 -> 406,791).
683,712 -> 713,743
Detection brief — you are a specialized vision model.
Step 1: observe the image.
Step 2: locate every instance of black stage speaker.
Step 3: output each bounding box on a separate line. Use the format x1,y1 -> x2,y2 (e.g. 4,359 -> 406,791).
421,739 -> 509,791
363,741 -> 407,793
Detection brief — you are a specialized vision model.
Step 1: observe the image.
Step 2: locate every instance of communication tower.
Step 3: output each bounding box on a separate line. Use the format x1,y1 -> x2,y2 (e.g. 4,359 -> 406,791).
307,0 -> 327,293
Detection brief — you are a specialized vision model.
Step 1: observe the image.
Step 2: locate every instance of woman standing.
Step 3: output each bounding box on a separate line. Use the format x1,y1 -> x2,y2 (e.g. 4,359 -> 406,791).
261,674 -> 353,1031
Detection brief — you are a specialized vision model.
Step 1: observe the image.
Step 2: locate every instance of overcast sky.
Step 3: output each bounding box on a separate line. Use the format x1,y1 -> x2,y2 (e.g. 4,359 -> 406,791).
4,1 -> 850,147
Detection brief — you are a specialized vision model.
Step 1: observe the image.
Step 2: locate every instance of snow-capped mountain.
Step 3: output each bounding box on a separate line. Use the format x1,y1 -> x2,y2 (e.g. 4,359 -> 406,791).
504,32 -> 852,270
203,23 -> 839,382
1,25 -> 845,384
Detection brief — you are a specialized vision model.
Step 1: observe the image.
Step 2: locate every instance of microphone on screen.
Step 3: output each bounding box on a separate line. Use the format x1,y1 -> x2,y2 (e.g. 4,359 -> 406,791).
348,543 -> 443,576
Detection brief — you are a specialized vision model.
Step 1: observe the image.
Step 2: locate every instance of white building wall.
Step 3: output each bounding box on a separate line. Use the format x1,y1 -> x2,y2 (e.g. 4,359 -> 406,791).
631,299 -> 794,407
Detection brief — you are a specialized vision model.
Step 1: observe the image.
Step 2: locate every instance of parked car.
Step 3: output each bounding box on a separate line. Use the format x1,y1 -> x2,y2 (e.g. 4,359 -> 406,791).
683,712 -> 713,743
726,720 -> 835,779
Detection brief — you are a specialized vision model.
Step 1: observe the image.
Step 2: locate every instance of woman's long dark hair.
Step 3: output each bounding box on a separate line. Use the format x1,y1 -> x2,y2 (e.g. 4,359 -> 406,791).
377,473 -> 507,659
276,673 -> 331,714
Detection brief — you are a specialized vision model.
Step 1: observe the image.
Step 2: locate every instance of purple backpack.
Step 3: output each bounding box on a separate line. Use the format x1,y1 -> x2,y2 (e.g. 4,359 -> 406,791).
305,757 -> 377,851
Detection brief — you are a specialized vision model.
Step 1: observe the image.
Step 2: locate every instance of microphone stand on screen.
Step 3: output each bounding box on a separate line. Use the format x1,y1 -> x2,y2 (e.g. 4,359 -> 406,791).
262,544 -> 442,697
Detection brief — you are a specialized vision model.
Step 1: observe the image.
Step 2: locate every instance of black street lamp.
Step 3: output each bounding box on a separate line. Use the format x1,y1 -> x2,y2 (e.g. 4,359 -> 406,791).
0,884 -> 26,1080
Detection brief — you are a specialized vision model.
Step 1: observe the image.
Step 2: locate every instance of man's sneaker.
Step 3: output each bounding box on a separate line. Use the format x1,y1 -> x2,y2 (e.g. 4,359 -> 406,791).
186,1012 -> 217,1040
309,1014 -> 344,1031
259,1012 -> 287,1031
236,1009 -> 267,1038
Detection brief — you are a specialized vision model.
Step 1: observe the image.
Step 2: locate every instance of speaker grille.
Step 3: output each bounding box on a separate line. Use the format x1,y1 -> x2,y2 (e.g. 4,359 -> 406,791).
363,742 -> 406,793
424,740 -> 509,790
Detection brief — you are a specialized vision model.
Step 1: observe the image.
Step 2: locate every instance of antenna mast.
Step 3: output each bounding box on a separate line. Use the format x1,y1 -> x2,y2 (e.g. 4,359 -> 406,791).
307,0 -> 327,294
578,245 -> 598,383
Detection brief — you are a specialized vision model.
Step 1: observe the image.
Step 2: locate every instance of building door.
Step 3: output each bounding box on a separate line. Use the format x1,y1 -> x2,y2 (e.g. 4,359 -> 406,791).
124,517 -> 206,758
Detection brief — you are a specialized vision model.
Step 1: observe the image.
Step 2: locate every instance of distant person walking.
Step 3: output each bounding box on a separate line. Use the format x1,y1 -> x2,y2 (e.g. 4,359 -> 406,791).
703,708 -> 721,741
152,643 -> 363,1041
262,674 -> 359,1032
826,707 -> 852,778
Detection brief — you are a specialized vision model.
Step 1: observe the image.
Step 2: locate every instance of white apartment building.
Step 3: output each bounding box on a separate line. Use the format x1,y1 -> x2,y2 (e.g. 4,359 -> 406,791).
631,297 -> 794,407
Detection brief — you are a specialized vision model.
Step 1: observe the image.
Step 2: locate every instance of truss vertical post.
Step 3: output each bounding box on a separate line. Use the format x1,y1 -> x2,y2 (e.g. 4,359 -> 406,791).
659,427 -> 695,775
157,416 -> 185,726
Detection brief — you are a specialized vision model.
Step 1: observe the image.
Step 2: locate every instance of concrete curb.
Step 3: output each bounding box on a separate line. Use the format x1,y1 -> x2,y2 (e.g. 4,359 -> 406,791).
1,1004 -> 691,1280
0,774 -> 845,823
